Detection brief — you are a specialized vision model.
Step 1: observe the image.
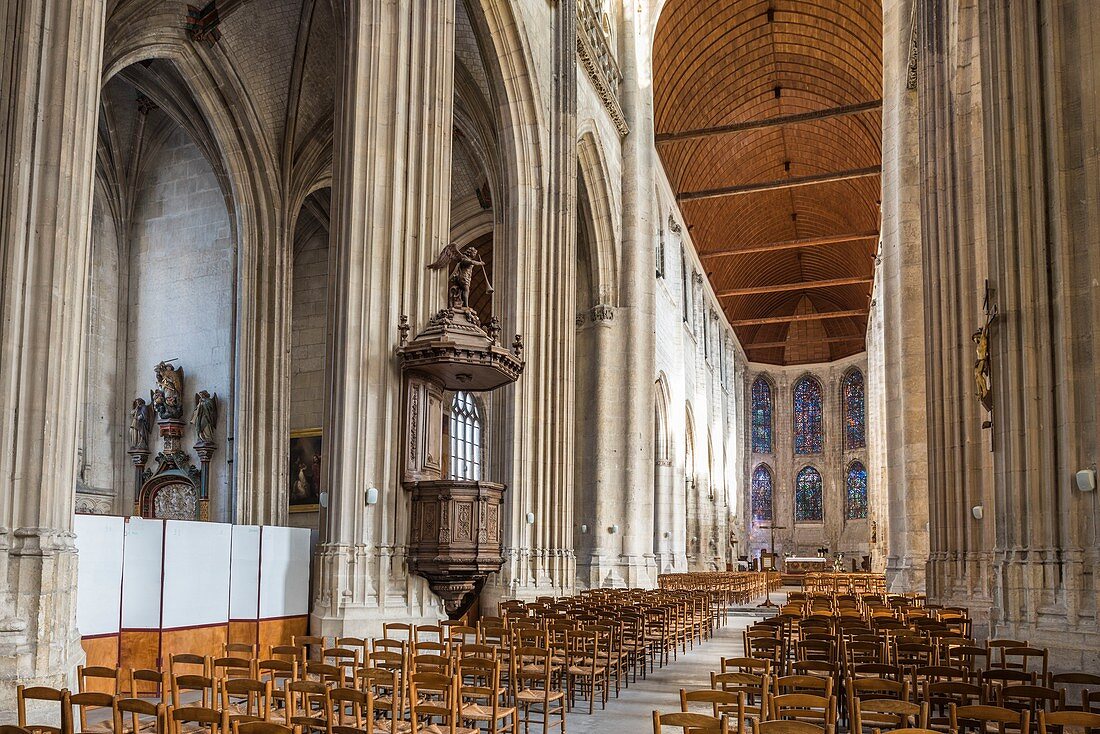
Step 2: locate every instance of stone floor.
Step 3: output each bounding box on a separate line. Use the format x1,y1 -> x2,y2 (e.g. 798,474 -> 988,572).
566,594 -> 780,734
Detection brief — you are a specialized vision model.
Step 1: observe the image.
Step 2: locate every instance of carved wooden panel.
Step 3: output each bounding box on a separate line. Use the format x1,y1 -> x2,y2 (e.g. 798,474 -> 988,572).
404,376 -> 444,482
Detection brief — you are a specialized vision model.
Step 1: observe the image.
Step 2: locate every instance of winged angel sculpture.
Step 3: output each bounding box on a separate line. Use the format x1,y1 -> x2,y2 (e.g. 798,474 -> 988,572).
428,243 -> 492,310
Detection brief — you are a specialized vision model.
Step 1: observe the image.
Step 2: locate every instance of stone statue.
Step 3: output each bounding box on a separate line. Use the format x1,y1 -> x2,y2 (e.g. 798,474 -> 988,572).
189,390 -> 218,443
129,397 -> 152,450
427,243 -> 492,310
152,360 -> 184,419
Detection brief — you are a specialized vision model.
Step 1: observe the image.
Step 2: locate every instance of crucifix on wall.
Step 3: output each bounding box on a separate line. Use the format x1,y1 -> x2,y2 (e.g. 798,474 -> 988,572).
972,280 -> 997,448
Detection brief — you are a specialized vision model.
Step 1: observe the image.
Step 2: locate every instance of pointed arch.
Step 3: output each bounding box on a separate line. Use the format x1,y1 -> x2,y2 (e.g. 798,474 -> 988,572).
751,374 -> 774,454
576,128 -> 620,307
842,367 -> 867,450
793,374 -> 825,455
654,373 -> 672,465
684,402 -> 696,480
750,464 -> 773,523
845,460 -> 868,520
794,465 -> 824,523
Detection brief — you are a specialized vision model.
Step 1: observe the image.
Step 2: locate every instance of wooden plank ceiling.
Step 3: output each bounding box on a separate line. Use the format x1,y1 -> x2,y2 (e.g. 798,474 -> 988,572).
653,0 -> 883,365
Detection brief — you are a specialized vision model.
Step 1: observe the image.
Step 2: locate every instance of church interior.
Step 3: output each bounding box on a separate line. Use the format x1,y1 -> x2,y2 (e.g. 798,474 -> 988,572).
2,0 -> 1099,730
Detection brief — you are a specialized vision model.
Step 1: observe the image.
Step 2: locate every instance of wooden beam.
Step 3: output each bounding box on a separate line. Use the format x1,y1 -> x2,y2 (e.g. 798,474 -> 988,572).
656,100 -> 883,144
718,276 -> 873,298
744,335 -> 865,350
677,166 -> 881,203
701,231 -> 879,259
729,309 -> 868,327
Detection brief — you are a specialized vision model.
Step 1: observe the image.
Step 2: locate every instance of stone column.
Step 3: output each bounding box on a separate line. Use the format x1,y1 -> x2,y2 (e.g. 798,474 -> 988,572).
0,0 -> 106,717
614,1 -> 658,588
878,0 -> 931,594
311,0 -> 455,638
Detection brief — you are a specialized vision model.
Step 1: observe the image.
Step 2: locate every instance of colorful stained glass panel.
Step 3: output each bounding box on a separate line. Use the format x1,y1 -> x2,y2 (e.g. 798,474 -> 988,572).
795,465 -> 823,522
846,461 -> 868,519
793,376 -> 824,454
751,377 -> 773,453
843,369 -> 867,450
751,464 -> 773,523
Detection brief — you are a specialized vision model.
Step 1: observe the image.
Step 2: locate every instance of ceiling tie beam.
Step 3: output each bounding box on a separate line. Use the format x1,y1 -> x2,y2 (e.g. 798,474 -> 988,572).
655,100 -> 883,144
744,335 -> 865,350
718,276 -> 874,298
729,309 -> 868,327
677,166 -> 881,202
701,231 -> 880,259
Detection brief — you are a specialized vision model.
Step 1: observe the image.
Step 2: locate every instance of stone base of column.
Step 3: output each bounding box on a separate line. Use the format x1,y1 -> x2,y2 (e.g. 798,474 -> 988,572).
886,552 -> 928,594
575,552 -> 657,590
0,532 -> 85,724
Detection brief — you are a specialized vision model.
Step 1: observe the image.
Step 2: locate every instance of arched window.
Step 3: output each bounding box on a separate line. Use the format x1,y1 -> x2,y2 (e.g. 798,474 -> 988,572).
793,376 -> 824,455
449,391 -> 483,480
842,369 -> 866,450
751,376 -> 773,454
795,466 -> 824,522
845,461 -> 868,519
750,464 -> 773,523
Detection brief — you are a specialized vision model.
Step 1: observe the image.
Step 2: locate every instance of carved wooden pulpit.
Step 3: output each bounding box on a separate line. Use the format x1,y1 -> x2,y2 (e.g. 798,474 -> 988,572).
397,248 -> 523,617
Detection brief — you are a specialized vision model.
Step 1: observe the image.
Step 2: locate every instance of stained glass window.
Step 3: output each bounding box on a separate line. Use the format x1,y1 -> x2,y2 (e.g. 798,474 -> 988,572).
449,391 -> 483,480
751,464 -> 773,523
843,369 -> 867,450
846,461 -> 868,519
795,465 -> 824,522
793,376 -> 824,454
751,377 -> 773,453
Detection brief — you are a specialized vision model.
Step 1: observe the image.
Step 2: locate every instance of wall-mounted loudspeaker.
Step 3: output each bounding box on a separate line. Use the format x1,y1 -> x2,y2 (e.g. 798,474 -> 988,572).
1075,469 -> 1096,492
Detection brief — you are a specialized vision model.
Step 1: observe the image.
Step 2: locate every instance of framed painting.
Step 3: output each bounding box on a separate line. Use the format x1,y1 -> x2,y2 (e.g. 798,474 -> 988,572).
289,428 -> 322,513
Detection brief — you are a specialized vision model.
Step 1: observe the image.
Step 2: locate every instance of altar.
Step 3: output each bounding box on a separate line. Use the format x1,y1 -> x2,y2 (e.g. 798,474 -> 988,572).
784,556 -> 828,575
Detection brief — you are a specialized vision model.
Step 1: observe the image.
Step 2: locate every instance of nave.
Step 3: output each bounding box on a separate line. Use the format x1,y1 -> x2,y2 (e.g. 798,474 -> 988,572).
13,573 -> 1100,734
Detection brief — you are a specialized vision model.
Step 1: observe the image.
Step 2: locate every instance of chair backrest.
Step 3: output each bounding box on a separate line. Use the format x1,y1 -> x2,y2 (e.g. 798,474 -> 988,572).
169,706 -> 229,734
1038,710 -> 1100,734
327,686 -> 372,730
69,691 -> 115,734
114,698 -> 165,734
950,704 -> 1030,734
231,723 -> 295,734
18,682 -> 70,734
853,697 -> 926,732
171,674 -> 218,708
749,720 -> 825,734
409,671 -> 458,728
130,668 -> 168,701
770,693 -> 836,726
355,666 -> 402,722
722,658 -> 771,675
775,675 -> 833,699
170,653 -> 211,677
652,710 -> 729,733
680,689 -> 745,725
213,656 -> 256,680
225,643 -> 258,658
286,680 -> 328,729
221,678 -> 272,721
77,665 -> 121,694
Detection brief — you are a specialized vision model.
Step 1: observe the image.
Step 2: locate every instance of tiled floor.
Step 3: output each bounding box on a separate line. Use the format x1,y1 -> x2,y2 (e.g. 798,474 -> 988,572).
566,595 -> 779,734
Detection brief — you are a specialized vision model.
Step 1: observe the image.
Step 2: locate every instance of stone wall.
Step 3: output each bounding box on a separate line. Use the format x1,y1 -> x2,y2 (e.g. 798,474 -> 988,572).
126,126 -> 234,519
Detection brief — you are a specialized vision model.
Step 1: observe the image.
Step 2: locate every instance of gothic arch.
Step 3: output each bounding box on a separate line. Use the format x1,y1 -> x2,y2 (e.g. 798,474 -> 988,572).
577,127 -> 621,307
654,374 -> 672,466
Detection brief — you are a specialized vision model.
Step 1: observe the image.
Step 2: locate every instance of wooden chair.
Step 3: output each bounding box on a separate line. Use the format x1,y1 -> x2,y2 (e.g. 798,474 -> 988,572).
231,723 -> 297,734
652,711 -> 729,734
226,644 -> 259,658
286,680 -> 329,733
949,704 -> 1029,734
168,707 -> 230,734
750,721 -> 827,734
354,668 -> 406,734
852,699 -> 927,734
679,690 -> 745,734
407,672 -> 474,734
213,657 -> 257,681
996,685 -> 1063,728
69,691 -> 116,734
458,658 -> 515,734
293,636 -> 327,662
565,628 -> 609,714
326,687 -> 372,734
130,669 -> 169,702
222,678 -> 273,723
770,693 -> 837,730
1001,648 -> 1048,682
78,666 -> 123,695
774,675 -> 833,699
170,654 -> 212,678
923,682 -> 983,732
114,698 -> 166,734
511,647 -> 565,734
171,674 -> 218,709
1037,710 -> 1100,734
18,686 -> 70,734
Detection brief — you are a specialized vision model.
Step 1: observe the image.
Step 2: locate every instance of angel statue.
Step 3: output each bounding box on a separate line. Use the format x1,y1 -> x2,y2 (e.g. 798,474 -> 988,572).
153,360 -> 184,419
128,397 -> 152,450
427,243 -> 492,310
189,390 -> 219,443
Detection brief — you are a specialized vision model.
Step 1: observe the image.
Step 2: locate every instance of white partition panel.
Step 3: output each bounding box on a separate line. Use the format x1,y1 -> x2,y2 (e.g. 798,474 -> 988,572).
229,525 -> 261,620
74,514 -> 125,636
121,517 -> 164,629
258,526 -> 310,618
161,520 -> 232,628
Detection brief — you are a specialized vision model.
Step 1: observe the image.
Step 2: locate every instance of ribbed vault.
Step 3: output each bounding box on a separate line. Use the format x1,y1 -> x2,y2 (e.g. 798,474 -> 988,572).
654,0 -> 882,364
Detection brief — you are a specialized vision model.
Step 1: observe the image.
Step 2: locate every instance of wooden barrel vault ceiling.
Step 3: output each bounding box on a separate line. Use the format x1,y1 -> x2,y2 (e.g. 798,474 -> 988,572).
653,0 -> 883,365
